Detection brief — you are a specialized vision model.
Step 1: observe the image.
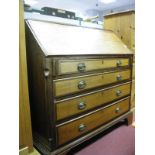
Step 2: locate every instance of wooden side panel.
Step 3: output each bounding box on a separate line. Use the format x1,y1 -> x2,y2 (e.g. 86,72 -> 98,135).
54,70 -> 131,97
57,98 -> 130,145
56,83 -> 131,120
25,18 -> 53,146
58,58 -> 129,75
19,0 -> 33,152
131,80 -> 135,108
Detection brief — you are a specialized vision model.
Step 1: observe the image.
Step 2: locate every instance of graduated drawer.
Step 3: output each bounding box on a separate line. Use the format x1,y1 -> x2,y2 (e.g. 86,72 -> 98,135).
57,97 -> 130,145
57,58 -> 129,75
56,83 -> 131,120
54,69 -> 131,97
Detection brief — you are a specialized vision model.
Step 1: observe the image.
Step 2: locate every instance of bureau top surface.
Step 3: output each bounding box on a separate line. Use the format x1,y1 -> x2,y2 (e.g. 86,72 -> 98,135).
26,19 -> 133,56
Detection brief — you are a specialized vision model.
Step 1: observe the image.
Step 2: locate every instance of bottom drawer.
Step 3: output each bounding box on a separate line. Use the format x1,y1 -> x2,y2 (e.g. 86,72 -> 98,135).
57,97 -> 130,145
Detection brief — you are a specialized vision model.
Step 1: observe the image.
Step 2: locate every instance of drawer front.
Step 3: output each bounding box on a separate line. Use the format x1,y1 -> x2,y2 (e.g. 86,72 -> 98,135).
57,98 -> 130,145
57,58 -> 129,75
54,70 -> 131,97
56,83 -> 131,120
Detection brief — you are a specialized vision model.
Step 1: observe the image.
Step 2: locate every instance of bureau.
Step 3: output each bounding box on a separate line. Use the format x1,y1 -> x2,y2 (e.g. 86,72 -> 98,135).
25,19 -> 134,155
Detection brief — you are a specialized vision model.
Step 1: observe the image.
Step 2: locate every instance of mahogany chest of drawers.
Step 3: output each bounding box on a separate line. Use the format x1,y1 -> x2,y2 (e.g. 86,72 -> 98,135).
25,19 -> 134,155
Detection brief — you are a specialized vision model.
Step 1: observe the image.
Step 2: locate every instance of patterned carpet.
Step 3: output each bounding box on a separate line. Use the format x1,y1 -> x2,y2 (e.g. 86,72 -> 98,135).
68,122 -> 135,155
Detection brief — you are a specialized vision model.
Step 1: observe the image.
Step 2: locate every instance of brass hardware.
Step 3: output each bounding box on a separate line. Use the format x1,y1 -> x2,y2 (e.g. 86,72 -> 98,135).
44,69 -> 50,78
78,124 -> 86,132
116,74 -> 122,81
78,102 -> 86,110
77,63 -> 86,72
78,81 -> 86,89
116,90 -> 122,96
117,60 -> 122,66
115,107 -> 120,113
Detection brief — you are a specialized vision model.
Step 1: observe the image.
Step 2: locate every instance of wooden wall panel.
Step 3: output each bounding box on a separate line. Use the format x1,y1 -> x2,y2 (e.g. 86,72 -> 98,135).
104,11 -> 135,51
131,12 -> 135,29
104,11 -> 135,109
119,13 -> 131,48
114,16 -> 121,38
19,0 -> 33,153
104,16 -> 114,31
131,29 -> 135,50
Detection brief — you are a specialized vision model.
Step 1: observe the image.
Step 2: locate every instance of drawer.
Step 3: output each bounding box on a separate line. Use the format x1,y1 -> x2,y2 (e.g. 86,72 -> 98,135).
57,98 -> 130,145
56,83 -> 131,120
57,58 -> 129,75
54,70 -> 131,97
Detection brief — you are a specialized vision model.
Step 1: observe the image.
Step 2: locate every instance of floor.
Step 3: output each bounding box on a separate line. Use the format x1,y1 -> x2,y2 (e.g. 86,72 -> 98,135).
33,118 -> 135,155
68,122 -> 135,155
19,147 -> 40,155
29,148 -> 40,155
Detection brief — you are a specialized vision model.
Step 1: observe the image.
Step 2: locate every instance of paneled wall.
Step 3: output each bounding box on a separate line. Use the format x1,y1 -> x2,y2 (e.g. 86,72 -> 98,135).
104,11 -> 135,51
104,11 -> 135,109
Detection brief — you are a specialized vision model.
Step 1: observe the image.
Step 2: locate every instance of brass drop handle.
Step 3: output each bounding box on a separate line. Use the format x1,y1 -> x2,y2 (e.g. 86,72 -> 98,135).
116,60 -> 122,66
115,107 -> 120,113
78,124 -> 86,132
116,74 -> 122,81
78,81 -> 86,89
77,63 -> 86,72
116,90 -> 122,96
78,101 -> 86,110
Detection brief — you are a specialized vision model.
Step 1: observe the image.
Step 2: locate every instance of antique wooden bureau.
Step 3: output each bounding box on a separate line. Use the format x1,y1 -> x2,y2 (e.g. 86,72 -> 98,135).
25,19 -> 134,155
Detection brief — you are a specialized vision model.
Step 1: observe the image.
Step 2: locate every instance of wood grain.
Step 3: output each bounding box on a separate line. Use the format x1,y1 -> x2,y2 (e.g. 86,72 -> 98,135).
56,83 -> 131,120
54,70 -> 131,97
132,62 -> 135,79
57,98 -> 130,145
26,20 -> 133,55
104,11 -> 135,51
131,29 -> 135,50
131,12 -> 135,29
131,80 -> 135,108
26,17 -> 54,146
119,13 -> 132,48
19,0 -> 33,152
57,58 -> 129,75
25,17 -> 134,154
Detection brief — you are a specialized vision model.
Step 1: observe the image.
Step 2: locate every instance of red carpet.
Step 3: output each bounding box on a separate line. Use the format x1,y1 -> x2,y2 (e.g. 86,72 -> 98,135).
68,123 -> 135,155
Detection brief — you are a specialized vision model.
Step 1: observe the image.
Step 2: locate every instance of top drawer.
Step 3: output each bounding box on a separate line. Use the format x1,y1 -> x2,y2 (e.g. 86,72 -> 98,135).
56,58 -> 129,75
